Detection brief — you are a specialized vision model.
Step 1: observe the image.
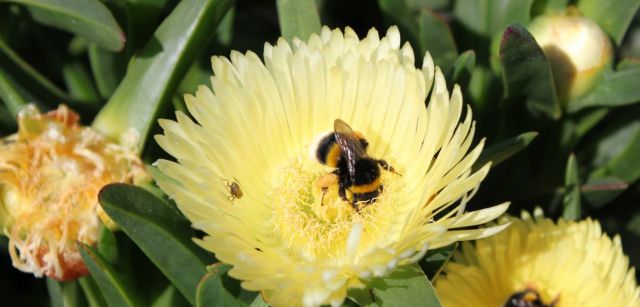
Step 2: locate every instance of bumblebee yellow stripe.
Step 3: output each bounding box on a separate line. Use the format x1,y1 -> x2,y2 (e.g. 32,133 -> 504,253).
350,176 -> 382,194
326,144 -> 341,167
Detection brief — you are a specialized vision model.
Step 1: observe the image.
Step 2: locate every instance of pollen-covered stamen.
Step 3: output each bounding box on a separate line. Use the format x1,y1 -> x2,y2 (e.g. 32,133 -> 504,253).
269,148 -> 405,262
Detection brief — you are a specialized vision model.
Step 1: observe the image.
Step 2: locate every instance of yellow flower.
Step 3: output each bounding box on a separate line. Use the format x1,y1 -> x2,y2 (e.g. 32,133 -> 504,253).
435,209 -> 640,307
0,105 -> 148,281
154,26 -> 509,307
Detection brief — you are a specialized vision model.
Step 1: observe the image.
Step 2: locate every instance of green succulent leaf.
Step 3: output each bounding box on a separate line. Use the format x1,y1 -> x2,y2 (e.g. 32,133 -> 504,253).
500,23 -> 561,119
47,279 -> 85,307
276,0 -> 321,42
195,264 -> 245,307
454,0 -> 535,37
92,0 -> 235,151
420,243 -> 457,281
98,183 -> 211,306
450,50 -> 476,87
249,295 -> 269,307
348,264 -> 441,307
577,0 -> 640,45
152,286 -> 191,307
0,38 -> 70,104
589,126 -> 640,183
97,222 -> 118,264
0,65 -> 28,117
473,131 -> 538,171
61,61 -> 100,105
79,243 -> 140,307
581,176 -> 628,209
418,9 -> 458,74
563,154 -> 581,220
532,0 -> 569,13
78,276 -> 107,307
1,0 -> 125,51
567,68 -> 640,113
378,0 -> 420,49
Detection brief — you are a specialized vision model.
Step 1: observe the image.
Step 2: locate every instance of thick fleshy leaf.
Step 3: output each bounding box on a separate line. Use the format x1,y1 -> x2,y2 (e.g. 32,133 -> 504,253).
0,65 -> 28,117
276,0 -> 321,41
0,38 -> 70,104
249,295 -> 269,307
454,0 -> 535,37
473,131 -> 538,171
581,176 -> 628,209
79,243 -> 140,307
79,276 -> 107,307
98,183 -> 211,306
3,0 -> 125,51
97,222 -> 118,264
577,0 -> 640,45
532,0 -> 569,13
195,264 -> 245,307
589,126 -> 640,183
563,154 -> 581,220
378,0 -> 420,49
418,9 -> 458,74
348,264 -> 441,306
61,61 -> 100,105
420,243 -> 457,280
47,279 -> 85,307
450,50 -> 475,87
88,45 -> 126,99
92,0 -> 235,151
152,286 -> 190,307
500,24 -> 561,119
567,68 -> 640,113
559,108 -> 608,151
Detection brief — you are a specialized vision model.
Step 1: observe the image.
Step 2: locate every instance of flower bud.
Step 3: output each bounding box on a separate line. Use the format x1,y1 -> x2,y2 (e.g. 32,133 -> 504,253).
528,13 -> 613,104
0,105 -> 148,280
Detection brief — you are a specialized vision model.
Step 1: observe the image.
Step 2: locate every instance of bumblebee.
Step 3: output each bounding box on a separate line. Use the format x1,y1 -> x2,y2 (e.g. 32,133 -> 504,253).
315,119 -> 399,209
504,289 -> 556,307
222,177 -> 243,203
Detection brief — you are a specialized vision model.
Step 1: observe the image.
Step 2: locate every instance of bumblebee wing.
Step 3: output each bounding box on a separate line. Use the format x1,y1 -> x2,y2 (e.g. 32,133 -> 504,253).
334,119 -> 367,182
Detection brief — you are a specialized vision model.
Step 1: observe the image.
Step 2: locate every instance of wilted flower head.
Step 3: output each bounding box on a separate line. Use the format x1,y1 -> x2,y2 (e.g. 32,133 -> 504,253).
435,209 -> 640,307
154,26 -> 509,306
528,13 -> 613,103
0,105 -> 148,281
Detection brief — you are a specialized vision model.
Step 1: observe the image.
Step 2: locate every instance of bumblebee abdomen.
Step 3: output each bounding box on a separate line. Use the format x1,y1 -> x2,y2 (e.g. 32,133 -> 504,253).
352,189 -> 381,205
349,158 -> 382,194
316,133 -> 341,167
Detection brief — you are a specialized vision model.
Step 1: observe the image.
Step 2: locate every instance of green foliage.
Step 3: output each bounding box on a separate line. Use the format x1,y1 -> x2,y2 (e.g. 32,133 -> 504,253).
578,0 -> 640,45
276,0 -> 321,41
567,67 -> 640,112
2,0 -> 124,51
499,23 -> 561,119
99,184 -> 211,305
1,0 -> 639,305
348,264 -> 441,307
79,243 -> 141,307
92,0 -> 235,151
473,131 -> 538,171
563,154 -> 581,220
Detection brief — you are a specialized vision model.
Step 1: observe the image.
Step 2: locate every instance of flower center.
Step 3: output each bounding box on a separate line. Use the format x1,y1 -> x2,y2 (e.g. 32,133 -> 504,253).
269,147 -> 405,262
504,289 -> 557,307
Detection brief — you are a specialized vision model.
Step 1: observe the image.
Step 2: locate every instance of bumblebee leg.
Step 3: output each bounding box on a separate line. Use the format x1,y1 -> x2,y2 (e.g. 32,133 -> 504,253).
351,193 -> 359,211
338,184 -> 348,202
377,160 -> 401,176
320,187 -> 328,206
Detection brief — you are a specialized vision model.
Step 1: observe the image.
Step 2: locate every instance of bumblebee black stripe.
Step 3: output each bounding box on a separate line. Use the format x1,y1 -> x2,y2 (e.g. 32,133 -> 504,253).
316,133 -> 337,164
